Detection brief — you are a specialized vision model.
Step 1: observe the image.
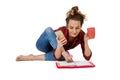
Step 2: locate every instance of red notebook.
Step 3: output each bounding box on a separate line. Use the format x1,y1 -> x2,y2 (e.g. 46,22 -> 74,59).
56,61 -> 95,68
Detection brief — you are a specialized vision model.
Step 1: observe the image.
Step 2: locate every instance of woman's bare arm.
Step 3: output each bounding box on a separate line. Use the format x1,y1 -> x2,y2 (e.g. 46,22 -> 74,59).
54,30 -> 73,62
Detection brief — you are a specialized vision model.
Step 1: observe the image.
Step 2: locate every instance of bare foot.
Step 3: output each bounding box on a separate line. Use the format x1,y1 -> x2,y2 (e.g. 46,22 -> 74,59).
16,54 -> 34,61
62,51 -> 73,62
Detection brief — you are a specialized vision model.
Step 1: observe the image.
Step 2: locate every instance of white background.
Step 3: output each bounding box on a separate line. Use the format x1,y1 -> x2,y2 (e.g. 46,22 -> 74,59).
0,0 -> 120,80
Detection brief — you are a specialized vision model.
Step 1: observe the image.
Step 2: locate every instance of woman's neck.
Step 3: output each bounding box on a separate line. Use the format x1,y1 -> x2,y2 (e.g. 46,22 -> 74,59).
68,36 -> 75,42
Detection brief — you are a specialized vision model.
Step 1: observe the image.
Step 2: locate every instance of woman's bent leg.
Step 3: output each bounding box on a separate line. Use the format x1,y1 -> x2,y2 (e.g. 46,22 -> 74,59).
36,27 -> 57,52
16,27 -> 58,61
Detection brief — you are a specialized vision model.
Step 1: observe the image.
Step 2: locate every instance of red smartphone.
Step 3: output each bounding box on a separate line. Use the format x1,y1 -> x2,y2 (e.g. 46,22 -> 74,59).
87,27 -> 95,39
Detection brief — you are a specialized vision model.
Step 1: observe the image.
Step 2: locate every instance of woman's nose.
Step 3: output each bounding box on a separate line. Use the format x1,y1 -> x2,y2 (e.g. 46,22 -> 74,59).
73,29 -> 77,33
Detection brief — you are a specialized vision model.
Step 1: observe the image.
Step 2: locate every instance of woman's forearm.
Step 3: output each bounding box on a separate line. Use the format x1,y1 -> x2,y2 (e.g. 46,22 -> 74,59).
84,40 -> 91,57
54,46 -> 65,59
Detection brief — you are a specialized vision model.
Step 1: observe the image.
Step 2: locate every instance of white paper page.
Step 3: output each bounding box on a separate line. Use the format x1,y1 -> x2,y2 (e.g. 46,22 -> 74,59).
59,61 -> 91,66
74,61 -> 91,66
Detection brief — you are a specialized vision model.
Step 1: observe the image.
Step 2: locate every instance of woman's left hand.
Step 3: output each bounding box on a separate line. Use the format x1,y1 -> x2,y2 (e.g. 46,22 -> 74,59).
84,33 -> 89,41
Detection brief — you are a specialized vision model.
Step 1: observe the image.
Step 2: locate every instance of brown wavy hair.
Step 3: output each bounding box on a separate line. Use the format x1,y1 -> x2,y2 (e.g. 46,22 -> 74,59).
66,6 -> 86,26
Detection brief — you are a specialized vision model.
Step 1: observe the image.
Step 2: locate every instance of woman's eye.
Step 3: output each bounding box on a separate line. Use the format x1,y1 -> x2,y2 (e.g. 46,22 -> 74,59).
70,27 -> 73,29
76,28 -> 80,29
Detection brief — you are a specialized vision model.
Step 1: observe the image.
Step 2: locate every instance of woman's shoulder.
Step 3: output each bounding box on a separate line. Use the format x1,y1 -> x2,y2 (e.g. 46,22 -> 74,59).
80,29 -> 85,35
78,29 -> 85,40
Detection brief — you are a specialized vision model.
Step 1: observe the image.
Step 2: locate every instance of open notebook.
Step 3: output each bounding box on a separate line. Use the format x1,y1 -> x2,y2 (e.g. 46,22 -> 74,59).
56,61 -> 95,68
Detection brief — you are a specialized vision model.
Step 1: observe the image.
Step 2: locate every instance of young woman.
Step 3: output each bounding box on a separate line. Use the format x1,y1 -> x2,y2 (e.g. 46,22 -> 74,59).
16,6 -> 92,62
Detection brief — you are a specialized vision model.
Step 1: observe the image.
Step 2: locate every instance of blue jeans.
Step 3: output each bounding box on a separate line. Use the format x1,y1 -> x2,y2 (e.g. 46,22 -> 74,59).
36,27 -> 65,61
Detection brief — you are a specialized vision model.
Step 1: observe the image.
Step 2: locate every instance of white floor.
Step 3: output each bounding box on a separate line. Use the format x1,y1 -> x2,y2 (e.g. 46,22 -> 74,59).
0,0 -> 120,80
0,60 -> 96,80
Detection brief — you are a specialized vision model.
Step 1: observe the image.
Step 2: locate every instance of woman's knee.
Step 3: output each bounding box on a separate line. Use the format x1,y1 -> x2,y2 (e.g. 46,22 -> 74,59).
45,27 -> 52,32
36,41 -> 41,50
45,27 -> 55,36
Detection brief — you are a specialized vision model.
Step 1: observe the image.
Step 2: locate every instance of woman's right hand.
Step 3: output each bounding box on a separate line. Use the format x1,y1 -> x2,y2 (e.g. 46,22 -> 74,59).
57,37 -> 67,47
62,51 -> 73,62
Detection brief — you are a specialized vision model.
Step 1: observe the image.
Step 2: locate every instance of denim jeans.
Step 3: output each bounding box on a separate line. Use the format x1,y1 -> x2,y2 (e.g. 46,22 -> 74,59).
36,27 -> 65,61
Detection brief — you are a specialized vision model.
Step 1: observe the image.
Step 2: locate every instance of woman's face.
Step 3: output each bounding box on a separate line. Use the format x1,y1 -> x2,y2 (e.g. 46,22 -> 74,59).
67,19 -> 81,38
